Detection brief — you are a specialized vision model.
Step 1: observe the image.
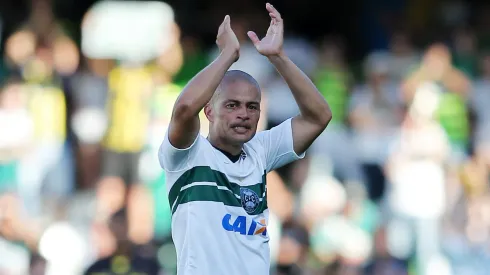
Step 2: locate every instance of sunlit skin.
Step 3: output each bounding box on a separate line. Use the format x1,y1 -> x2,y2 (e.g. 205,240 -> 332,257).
168,2 -> 331,159
163,4 -> 332,272
204,72 -> 261,155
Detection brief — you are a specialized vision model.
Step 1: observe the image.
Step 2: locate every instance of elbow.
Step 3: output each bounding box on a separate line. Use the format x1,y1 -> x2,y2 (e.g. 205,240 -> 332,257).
319,101 -> 333,127
306,104 -> 332,129
311,107 -> 332,130
321,109 -> 333,128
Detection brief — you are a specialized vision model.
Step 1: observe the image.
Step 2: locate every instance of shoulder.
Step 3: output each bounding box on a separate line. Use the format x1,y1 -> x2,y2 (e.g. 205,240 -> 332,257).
248,123 -> 284,146
158,133 -> 213,172
245,132 -> 268,153
246,119 -> 294,152
249,130 -> 268,145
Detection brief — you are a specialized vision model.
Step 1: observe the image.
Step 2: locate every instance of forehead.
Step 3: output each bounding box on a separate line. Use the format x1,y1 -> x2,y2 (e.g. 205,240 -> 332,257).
218,80 -> 261,102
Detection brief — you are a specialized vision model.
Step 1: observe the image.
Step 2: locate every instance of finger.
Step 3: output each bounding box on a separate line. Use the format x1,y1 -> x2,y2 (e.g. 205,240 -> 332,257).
218,15 -> 229,33
247,31 -> 260,46
266,3 -> 281,20
269,17 -> 278,27
218,19 -> 225,34
225,15 -> 232,30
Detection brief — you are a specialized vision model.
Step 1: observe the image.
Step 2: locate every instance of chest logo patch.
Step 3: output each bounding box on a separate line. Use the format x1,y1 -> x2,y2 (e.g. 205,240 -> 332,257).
240,188 -> 260,214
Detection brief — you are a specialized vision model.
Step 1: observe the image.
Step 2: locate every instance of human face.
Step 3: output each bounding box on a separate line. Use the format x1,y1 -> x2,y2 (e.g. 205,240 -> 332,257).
206,81 -> 261,148
422,45 -> 451,79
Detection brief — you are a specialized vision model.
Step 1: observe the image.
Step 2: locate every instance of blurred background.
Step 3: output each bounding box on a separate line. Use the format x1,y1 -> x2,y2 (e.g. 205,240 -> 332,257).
1,0 -> 490,274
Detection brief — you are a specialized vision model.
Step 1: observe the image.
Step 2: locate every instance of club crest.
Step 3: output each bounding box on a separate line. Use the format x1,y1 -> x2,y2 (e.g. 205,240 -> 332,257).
240,188 -> 260,214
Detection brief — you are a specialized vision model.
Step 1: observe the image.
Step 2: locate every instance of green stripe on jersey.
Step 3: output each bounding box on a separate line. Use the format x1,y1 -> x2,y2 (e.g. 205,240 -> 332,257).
172,184 -> 240,214
169,166 -> 267,215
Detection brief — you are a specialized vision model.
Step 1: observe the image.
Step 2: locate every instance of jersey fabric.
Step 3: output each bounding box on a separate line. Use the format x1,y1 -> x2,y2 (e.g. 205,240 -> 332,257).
84,254 -> 160,275
27,84 -> 66,142
158,118 -> 304,275
103,66 -> 153,152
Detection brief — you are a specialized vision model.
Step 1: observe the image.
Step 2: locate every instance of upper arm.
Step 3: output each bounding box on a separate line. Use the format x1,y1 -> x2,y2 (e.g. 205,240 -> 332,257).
159,127 -> 201,172
255,118 -> 306,172
167,79 -> 202,149
291,115 -> 329,156
167,108 -> 201,150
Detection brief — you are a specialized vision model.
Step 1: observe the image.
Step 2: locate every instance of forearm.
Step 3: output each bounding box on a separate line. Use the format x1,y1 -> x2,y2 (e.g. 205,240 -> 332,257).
168,49 -> 237,148
173,49 -> 237,117
268,54 -> 332,124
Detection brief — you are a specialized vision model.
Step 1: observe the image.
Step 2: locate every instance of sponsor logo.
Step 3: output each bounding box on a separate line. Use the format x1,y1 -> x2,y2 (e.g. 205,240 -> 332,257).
221,214 -> 267,236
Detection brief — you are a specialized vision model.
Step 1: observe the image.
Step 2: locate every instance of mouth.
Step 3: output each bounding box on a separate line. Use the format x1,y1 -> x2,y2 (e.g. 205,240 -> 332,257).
231,125 -> 251,134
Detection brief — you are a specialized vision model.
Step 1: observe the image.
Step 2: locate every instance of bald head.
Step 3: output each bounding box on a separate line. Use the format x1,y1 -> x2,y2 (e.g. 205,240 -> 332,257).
210,70 -> 261,106
222,70 -> 259,85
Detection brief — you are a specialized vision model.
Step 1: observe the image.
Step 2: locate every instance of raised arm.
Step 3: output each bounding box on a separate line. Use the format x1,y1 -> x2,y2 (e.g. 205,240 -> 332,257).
168,15 -> 239,149
248,3 -> 332,155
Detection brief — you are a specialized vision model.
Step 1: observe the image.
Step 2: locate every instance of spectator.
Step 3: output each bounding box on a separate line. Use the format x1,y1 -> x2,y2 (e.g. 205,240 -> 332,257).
84,208 -> 160,275
402,43 -> 471,163
470,52 -> 490,148
387,31 -> 420,82
310,37 -> 364,187
349,52 -> 403,201
0,79 -> 33,194
385,84 -> 451,275
451,27 -> 478,79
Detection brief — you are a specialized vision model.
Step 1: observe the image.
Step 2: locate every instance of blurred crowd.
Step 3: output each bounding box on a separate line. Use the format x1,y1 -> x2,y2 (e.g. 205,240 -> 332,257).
1,0 -> 490,275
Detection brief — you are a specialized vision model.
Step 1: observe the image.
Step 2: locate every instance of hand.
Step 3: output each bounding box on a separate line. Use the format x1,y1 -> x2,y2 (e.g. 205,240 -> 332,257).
247,3 -> 284,57
216,15 -> 240,61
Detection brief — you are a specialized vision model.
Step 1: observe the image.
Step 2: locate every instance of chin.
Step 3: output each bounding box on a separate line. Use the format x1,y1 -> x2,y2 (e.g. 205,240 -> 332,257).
231,132 -> 256,144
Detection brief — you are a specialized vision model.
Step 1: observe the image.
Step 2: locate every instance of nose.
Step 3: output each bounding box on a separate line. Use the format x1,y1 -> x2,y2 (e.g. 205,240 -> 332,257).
236,106 -> 249,120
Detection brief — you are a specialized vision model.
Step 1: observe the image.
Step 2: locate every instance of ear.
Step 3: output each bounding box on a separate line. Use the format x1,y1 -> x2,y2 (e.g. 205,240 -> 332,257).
204,103 -> 214,122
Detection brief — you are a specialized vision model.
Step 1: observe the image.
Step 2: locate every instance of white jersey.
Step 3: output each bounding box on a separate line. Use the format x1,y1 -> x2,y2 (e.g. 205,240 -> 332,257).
158,118 -> 304,275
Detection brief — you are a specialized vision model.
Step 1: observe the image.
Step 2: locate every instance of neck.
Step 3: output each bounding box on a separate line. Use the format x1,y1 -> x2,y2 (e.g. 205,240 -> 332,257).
207,135 -> 242,156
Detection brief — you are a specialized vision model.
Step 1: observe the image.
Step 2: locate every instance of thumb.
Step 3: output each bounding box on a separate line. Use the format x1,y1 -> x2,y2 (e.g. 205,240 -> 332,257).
247,31 -> 260,46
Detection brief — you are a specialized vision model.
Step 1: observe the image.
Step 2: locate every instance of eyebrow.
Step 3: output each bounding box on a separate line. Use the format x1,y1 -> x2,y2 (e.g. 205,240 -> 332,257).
225,100 -> 260,106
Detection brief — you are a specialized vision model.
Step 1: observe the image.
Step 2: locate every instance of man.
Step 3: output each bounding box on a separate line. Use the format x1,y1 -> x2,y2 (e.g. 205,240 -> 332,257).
84,208 -> 160,275
401,43 -> 470,164
158,3 -> 332,274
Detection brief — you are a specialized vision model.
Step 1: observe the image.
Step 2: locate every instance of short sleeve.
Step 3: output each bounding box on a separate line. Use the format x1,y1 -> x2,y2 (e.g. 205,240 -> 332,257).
254,118 -> 305,172
158,130 -> 201,172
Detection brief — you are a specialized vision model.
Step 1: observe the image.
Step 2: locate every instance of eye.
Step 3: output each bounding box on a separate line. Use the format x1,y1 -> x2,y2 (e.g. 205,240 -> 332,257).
248,105 -> 258,110
226,103 -> 237,109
